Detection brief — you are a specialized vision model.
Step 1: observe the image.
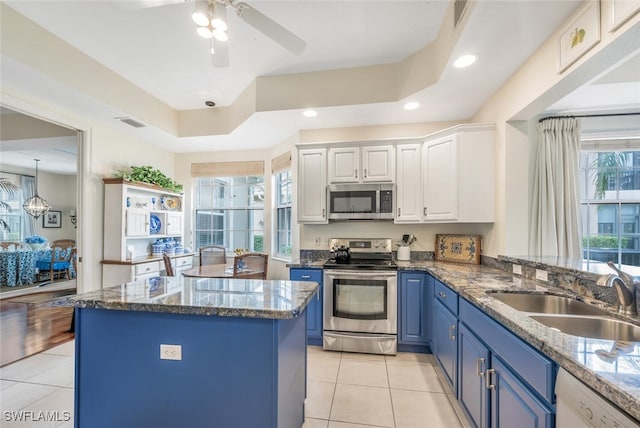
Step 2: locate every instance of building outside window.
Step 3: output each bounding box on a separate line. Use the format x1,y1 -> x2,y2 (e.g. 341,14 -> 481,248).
580,145 -> 640,267
194,176 -> 264,253
274,169 -> 292,258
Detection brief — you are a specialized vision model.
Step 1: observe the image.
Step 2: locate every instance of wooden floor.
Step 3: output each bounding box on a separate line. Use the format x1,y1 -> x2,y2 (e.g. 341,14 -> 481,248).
0,289 -> 75,367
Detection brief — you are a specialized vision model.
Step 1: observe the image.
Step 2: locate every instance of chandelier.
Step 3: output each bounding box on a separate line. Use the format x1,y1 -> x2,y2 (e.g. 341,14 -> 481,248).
23,159 -> 51,219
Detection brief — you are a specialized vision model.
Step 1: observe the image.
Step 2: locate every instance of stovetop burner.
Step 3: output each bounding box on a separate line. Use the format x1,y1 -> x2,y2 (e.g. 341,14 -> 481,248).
323,238 -> 397,270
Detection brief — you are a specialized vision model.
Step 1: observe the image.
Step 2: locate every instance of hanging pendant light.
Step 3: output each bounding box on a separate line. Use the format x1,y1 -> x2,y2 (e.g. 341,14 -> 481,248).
23,159 -> 51,219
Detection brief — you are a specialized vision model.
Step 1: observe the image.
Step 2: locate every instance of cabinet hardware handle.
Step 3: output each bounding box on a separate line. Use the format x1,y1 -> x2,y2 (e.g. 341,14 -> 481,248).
485,368 -> 496,390
301,275 -> 311,279
476,358 -> 486,377
449,324 -> 456,340
438,291 -> 446,299
322,208 -> 325,218
364,168 -> 367,178
397,208 -> 400,216
423,207 -> 427,216
355,169 -> 358,178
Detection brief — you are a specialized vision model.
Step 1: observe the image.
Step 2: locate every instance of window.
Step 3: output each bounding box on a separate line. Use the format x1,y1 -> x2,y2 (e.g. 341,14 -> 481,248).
274,169 -> 292,258
0,177 -> 24,242
194,176 -> 264,253
580,147 -> 640,267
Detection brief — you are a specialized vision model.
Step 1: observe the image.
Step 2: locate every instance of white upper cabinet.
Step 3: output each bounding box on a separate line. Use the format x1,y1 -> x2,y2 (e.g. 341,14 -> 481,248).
422,135 -> 459,221
328,145 -> 395,183
297,148 -> 328,224
421,124 -> 495,223
395,143 -> 422,223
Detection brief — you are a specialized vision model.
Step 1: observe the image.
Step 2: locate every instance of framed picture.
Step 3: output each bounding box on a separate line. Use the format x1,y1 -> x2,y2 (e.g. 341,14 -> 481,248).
558,1 -> 601,73
43,210 -> 62,228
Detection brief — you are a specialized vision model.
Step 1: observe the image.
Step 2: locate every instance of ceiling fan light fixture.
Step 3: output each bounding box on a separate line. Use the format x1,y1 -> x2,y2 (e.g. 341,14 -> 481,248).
197,26 -> 213,39
211,18 -> 228,32
212,29 -> 228,42
192,1 -> 210,27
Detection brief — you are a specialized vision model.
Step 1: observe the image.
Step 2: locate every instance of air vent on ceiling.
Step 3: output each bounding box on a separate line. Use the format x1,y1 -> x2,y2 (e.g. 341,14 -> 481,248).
454,0 -> 468,28
117,117 -> 145,128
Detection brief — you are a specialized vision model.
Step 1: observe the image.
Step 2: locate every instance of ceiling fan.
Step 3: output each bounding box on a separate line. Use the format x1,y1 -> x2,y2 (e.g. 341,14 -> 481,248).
154,0 -> 307,67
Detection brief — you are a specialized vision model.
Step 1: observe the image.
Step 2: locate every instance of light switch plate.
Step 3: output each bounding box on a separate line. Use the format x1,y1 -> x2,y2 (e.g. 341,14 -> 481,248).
160,344 -> 182,361
535,269 -> 548,282
512,264 -> 522,275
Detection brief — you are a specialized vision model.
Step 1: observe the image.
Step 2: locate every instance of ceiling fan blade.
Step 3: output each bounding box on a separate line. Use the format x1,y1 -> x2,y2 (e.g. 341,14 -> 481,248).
234,2 -> 306,55
211,38 -> 230,67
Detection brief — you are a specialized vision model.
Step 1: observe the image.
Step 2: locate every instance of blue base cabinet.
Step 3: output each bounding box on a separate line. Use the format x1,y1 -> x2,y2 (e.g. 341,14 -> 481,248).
434,298 -> 458,390
290,268 -> 323,346
398,272 -> 432,353
459,323 -> 490,428
458,299 -> 555,428
74,307 -> 307,428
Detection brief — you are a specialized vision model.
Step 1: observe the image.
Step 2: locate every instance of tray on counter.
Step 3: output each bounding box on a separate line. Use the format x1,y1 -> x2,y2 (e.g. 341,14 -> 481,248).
435,234 -> 481,264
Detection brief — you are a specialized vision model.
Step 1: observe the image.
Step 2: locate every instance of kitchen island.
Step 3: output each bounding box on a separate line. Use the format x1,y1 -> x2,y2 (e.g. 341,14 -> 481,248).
67,277 -> 319,428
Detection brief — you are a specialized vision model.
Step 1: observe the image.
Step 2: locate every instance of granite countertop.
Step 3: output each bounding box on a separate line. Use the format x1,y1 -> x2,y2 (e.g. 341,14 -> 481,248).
398,260 -> 640,422
65,277 -> 319,320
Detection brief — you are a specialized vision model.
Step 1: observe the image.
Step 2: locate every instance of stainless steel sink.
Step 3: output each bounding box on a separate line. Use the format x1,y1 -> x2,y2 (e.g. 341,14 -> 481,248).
489,292 -> 609,316
529,315 -> 640,341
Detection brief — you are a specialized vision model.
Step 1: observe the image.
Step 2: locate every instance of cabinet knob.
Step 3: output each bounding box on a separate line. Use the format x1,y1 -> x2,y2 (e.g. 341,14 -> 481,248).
438,291 -> 446,299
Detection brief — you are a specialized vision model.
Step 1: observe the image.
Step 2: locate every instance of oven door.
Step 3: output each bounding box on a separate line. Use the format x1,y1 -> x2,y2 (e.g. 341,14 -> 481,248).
324,270 -> 397,334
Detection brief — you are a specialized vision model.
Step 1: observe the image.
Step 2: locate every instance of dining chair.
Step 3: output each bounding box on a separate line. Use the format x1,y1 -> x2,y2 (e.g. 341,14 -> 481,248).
199,245 -> 227,266
163,253 -> 174,277
0,241 -> 21,251
36,241 -> 75,282
233,253 -> 268,279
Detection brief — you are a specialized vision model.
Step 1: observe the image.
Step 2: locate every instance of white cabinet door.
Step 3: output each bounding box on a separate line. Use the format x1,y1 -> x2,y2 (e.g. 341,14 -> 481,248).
395,143 -> 422,222
165,212 -> 183,235
298,148 -> 328,223
422,135 -> 459,221
126,210 -> 150,237
362,145 -> 395,182
328,147 -> 359,183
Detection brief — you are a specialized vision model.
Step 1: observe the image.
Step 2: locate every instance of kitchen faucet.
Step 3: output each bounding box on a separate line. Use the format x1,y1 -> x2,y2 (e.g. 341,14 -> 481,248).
599,261 -> 638,316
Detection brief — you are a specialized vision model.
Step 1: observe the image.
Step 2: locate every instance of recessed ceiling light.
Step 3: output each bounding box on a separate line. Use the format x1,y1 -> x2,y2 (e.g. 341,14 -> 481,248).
454,54 -> 477,68
303,110 -> 317,117
403,102 -> 420,111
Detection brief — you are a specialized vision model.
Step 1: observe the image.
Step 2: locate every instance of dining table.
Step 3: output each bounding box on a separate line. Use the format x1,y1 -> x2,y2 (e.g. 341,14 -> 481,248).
181,264 -> 234,278
0,248 -> 76,287
181,263 -> 260,279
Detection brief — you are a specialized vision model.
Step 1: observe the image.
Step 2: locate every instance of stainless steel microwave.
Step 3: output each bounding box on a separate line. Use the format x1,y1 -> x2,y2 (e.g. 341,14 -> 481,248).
327,184 -> 394,220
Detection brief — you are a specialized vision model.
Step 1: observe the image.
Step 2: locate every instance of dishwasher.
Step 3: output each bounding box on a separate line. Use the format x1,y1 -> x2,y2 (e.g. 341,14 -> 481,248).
555,368 -> 639,427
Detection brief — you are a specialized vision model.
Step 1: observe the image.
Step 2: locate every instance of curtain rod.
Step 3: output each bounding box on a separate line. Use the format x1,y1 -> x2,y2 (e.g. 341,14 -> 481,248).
0,170 -> 34,178
539,112 -> 640,123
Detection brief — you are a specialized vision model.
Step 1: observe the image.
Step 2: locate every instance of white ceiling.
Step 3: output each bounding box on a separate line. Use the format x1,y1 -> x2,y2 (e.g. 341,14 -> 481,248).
1,0 -> 638,172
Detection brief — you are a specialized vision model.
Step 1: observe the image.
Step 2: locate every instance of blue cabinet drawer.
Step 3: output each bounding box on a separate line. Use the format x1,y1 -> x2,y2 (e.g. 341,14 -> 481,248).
459,299 -> 555,404
290,269 -> 322,283
435,280 -> 458,315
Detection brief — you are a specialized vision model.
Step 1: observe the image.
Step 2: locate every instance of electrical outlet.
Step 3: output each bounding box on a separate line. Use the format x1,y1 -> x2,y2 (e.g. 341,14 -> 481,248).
160,344 -> 182,361
535,269 -> 548,282
512,264 -> 522,275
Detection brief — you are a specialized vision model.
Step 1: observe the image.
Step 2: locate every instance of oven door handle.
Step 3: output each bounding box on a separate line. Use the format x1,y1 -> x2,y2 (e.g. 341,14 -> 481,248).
325,270 -> 397,280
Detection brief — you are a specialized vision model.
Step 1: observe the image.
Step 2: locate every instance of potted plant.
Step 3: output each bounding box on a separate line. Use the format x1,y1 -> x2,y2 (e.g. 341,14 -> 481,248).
113,166 -> 183,193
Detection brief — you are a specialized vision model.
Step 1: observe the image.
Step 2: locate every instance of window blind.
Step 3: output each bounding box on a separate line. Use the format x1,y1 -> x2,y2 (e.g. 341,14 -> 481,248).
191,161 -> 264,177
271,151 -> 291,173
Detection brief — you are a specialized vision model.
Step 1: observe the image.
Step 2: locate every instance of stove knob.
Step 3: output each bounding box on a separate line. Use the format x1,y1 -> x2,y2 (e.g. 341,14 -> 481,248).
381,242 -> 388,249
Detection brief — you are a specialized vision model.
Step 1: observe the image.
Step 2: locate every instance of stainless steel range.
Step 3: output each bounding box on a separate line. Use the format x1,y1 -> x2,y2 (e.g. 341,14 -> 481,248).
323,238 -> 398,355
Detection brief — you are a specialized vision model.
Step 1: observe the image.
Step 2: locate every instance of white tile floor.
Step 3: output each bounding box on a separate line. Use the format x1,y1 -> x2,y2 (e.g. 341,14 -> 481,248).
303,346 -> 463,428
0,342 -> 463,428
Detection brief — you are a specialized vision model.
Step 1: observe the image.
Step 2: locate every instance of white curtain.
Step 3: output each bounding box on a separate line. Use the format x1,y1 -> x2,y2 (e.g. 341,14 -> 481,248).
529,117 -> 582,258
21,175 -> 38,237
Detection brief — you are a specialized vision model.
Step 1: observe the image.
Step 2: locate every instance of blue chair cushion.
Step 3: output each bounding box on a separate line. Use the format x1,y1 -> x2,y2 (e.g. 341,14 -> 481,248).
36,261 -> 71,271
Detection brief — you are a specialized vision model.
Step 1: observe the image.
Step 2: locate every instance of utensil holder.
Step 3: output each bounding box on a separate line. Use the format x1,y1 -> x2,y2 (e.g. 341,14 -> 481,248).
397,246 -> 410,261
